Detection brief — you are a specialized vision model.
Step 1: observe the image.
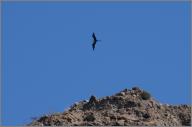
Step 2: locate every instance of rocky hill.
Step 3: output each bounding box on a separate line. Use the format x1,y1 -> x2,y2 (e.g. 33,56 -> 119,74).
28,87 -> 191,126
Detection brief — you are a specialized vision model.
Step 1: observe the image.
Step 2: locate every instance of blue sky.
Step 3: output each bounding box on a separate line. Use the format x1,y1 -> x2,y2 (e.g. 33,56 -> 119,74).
2,2 -> 191,126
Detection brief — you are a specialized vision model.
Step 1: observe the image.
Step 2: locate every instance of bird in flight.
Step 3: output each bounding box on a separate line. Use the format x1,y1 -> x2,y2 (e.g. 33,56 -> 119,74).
92,32 -> 100,51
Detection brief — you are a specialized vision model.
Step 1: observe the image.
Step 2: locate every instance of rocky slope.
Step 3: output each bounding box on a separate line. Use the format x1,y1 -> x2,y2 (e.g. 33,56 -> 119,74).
28,87 -> 191,126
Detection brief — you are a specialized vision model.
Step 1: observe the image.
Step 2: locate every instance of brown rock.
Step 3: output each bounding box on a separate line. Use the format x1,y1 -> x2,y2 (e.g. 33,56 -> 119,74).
28,87 -> 191,126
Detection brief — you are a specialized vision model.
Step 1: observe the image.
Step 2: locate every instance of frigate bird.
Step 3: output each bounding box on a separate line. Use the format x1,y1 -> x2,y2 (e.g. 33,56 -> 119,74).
92,32 -> 100,50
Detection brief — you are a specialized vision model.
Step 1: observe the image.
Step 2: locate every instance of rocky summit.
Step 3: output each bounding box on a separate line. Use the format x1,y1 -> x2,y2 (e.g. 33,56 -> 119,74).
28,87 -> 191,126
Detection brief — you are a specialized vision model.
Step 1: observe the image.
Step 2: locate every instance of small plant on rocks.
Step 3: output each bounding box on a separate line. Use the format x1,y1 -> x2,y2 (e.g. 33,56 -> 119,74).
141,90 -> 151,100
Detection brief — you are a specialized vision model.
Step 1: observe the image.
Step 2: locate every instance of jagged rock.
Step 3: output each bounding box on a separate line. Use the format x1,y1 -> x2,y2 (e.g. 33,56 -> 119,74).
89,95 -> 97,104
28,87 -> 191,126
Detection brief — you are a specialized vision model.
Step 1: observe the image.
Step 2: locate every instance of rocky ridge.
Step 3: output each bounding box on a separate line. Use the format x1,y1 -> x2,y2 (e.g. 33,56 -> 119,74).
28,87 -> 191,126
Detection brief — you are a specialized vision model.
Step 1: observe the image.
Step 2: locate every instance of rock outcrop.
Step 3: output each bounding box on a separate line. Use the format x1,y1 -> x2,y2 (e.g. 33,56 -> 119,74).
28,87 -> 191,126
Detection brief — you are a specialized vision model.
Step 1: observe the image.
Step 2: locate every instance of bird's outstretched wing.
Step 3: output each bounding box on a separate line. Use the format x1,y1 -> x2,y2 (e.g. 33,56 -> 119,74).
92,32 -> 96,41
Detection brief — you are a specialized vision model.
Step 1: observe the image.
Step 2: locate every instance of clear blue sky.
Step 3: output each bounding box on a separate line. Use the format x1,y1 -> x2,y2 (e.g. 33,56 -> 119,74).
2,2 -> 191,126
